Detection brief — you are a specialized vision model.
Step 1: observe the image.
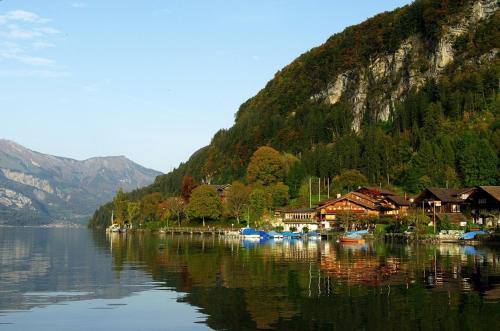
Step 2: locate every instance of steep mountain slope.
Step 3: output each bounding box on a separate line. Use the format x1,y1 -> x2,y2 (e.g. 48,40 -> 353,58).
90,0 -> 499,227
155,0 -> 498,188
0,139 -> 161,225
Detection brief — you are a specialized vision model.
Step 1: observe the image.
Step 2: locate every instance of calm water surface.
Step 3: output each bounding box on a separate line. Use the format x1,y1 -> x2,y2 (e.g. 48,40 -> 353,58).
0,228 -> 499,330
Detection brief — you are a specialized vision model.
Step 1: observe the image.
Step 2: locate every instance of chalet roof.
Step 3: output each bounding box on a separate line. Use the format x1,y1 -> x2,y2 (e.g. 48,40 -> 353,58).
417,188 -> 462,203
318,195 -> 378,211
357,187 -> 396,196
349,191 -> 378,204
386,195 -> 411,206
478,186 -> 500,202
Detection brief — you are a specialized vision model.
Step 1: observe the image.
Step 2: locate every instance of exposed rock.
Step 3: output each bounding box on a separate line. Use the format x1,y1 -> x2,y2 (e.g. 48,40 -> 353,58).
0,188 -> 32,209
312,0 -> 498,131
1,169 -> 54,194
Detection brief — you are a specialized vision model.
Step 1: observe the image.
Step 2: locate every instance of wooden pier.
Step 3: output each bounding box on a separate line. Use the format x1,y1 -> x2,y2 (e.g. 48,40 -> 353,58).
159,227 -> 235,236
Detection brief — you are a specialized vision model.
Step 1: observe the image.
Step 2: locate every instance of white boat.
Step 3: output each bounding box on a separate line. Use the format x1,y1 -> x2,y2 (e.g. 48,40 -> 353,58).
106,211 -> 127,233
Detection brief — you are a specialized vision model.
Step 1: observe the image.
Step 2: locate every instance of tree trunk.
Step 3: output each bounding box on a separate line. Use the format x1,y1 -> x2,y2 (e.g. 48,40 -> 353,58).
203,217 -> 205,227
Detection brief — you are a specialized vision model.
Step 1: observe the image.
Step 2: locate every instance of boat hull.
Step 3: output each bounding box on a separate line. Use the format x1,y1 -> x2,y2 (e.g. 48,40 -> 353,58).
340,237 -> 365,244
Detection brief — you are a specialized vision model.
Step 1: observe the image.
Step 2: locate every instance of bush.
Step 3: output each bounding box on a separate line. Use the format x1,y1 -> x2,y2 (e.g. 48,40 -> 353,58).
375,224 -> 390,235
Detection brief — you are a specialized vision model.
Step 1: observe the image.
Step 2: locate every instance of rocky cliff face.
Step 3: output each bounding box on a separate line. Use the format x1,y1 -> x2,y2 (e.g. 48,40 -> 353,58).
312,0 -> 498,131
0,139 -> 161,225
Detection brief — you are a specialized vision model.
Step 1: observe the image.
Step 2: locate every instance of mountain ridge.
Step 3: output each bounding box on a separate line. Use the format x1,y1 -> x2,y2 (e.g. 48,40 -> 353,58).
0,139 -> 161,225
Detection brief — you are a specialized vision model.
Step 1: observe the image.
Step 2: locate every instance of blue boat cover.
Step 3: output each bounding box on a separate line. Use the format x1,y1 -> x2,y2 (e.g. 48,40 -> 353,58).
460,231 -> 487,240
307,231 -> 320,237
267,231 -> 282,238
240,228 -> 259,236
282,231 -> 301,238
258,230 -> 270,239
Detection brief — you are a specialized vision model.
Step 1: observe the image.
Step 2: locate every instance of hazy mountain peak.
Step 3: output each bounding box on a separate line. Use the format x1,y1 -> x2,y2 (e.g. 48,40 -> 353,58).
0,139 -> 161,225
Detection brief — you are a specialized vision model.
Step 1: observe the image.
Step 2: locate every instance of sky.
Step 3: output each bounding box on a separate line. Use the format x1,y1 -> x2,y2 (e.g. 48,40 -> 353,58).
0,0 -> 412,173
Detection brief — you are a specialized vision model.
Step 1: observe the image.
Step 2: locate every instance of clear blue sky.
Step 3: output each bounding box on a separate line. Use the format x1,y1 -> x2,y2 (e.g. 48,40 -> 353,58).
1,0 -> 412,172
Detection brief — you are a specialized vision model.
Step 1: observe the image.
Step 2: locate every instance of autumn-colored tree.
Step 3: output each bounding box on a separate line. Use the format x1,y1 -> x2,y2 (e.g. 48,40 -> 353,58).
113,188 -> 127,225
247,146 -> 285,186
160,197 -> 185,226
127,202 -> 141,226
181,176 -> 198,203
140,192 -> 163,222
187,185 -> 223,226
225,181 -> 250,224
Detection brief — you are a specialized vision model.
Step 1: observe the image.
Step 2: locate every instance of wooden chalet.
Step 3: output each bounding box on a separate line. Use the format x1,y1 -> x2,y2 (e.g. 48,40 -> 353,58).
356,187 -> 396,199
467,186 -> 500,227
282,208 -> 319,232
356,187 -> 410,217
318,192 -> 380,225
383,195 -> 411,217
414,187 -> 472,225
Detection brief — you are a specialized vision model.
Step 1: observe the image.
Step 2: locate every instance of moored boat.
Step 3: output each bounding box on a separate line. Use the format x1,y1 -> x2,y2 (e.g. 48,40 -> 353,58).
240,228 -> 261,239
339,236 -> 365,244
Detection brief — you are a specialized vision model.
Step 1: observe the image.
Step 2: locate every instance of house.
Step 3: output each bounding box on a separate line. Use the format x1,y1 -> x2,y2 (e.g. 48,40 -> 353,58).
207,184 -> 231,203
414,188 -> 467,213
383,195 -> 412,217
467,186 -> 500,227
318,192 -> 380,227
356,187 -> 396,199
356,187 -> 410,217
282,208 -> 319,232
414,187 -> 471,225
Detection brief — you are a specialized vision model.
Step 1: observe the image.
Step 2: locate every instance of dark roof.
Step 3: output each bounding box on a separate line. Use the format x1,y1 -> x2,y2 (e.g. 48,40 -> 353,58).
417,188 -> 462,203
478,186 -> 500,202
357,187 -> 396,196
386,195 -> 411,206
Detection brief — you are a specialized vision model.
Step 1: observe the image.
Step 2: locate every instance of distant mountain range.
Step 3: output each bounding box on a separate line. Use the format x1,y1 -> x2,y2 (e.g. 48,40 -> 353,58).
0,139 -> 161,225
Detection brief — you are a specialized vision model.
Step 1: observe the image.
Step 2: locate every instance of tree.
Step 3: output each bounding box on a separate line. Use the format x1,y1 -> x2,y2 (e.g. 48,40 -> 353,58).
126,202 -> 141,226
331,169 -> 368,193
249,188 -> 271,226
267,182 -> 289,208
113,188 -> 127,225
225,181 -> 250,224
161,197 -> 185,226
140,192 -> 163,223
247,146 -> 285,186
181,176 -> 198,203
285,161 -> 306,199
187,185 -> 223,226
458,136 -> 498,186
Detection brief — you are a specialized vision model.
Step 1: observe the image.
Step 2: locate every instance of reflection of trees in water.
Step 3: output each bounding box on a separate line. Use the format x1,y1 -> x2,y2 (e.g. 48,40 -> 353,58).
103,233 -> 500,330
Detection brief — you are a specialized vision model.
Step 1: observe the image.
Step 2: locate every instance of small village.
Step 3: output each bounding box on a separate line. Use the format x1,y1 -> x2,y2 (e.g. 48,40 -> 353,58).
202,184 -> 500,241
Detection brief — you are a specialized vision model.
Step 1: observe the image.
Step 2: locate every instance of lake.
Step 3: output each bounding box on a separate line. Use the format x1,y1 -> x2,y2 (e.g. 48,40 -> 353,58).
0,228 -> 499,330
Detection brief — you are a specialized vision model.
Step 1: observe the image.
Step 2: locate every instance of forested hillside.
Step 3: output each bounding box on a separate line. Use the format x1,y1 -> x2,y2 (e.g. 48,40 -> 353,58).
89,0 -> 499,227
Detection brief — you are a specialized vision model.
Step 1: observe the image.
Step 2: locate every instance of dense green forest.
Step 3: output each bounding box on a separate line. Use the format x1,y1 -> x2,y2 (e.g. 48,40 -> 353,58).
89,0 -> 499,227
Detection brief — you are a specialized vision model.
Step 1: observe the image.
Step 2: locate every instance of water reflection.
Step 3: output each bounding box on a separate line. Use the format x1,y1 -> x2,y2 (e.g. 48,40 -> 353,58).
0,228 -> 499,330
105,232 -> 500,330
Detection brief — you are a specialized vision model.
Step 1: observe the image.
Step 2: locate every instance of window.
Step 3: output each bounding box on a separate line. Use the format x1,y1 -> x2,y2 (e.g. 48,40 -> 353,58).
479,198 -> 487,205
